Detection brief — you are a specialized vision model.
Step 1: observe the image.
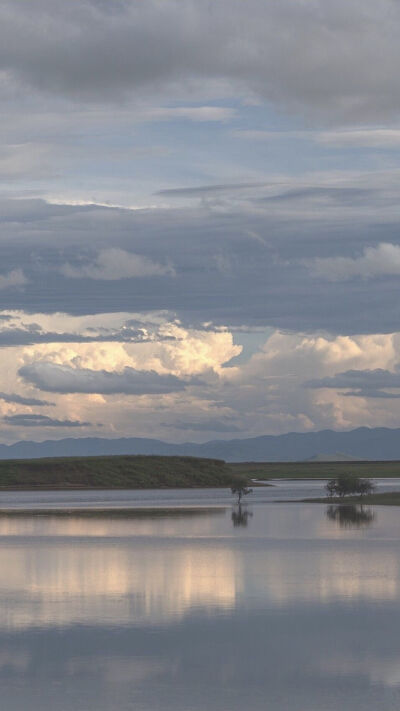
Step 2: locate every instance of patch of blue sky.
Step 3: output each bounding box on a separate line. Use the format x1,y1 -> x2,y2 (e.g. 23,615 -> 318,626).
229,327 -> 274,365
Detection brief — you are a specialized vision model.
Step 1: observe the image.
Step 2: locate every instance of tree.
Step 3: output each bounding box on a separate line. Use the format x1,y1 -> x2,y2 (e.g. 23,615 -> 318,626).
231,482 -> 253,504
325,473 -> 376,498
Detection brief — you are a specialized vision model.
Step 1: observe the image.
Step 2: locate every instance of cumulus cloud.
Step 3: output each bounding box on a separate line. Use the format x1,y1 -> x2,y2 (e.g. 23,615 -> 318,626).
4,414 -> 91,427
309,243 -> 400,282
0,269 -> 27,290
19,362 -> 194,395
60,249 -> 175,281
0,325 -> 399,439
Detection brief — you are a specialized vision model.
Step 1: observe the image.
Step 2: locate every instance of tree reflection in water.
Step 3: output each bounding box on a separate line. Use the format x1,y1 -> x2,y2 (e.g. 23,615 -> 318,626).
326,504 -> 375,529
231,504 -> 253,527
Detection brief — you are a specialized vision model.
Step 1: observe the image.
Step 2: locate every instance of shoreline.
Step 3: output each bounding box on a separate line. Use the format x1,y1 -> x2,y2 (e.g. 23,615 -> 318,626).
300,492 -> 400,506
0,505 -> 229,517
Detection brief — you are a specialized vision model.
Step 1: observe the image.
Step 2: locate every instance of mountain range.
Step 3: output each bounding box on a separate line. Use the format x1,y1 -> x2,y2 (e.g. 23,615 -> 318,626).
1,427 -> 400,461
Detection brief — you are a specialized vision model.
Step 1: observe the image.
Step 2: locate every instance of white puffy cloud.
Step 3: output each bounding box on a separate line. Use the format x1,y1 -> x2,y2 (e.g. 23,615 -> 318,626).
218,331 -> 400,434
0,321 -> 398,440
309,243 -> 400,281
61,249 -> 175,281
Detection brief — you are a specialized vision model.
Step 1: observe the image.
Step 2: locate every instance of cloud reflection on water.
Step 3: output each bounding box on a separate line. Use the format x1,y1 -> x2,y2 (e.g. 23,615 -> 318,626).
0,504 -> 396,632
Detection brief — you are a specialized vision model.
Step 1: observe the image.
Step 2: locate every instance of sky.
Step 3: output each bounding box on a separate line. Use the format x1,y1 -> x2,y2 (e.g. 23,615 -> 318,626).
2,0 -> 400,442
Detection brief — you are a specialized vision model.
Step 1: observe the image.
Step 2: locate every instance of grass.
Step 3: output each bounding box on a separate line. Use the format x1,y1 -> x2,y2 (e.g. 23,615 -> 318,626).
230,460 -> 400,480
302,492 -> 400,506
0,455 -> 248,490
0,454 -> 398,491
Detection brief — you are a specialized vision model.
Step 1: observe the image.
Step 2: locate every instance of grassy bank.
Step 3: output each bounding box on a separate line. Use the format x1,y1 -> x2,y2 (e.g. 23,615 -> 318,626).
0,455 -> 246,489
302,492 -> 400,506
230,460 -> 400,480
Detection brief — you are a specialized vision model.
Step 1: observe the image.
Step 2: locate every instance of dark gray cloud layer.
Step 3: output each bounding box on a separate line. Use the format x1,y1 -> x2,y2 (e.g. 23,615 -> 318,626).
0,325 -> 163,348
2,190 -> 400,335
4,414 -> 91,427
19,362 -> 193,395
1,1 -> 400,122
307,369 -> 400,398
0,392 -> 54,407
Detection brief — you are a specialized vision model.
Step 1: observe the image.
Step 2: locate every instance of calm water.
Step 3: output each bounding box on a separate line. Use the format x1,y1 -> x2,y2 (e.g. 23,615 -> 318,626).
1,482 -> 400,709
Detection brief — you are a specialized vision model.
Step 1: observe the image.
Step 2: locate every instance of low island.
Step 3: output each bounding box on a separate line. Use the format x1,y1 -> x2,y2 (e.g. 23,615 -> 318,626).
0,454 -> 250,490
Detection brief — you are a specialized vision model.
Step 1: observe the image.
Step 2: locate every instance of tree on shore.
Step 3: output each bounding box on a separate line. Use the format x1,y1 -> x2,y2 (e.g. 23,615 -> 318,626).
231,482 -> 253,504
325,474 -> 375,498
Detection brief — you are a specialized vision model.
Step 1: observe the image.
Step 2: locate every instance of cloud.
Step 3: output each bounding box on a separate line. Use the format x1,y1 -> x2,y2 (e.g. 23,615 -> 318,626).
156,182 -> 264,197
0,269 -> 27,290
307,368 -> 400,390
3,414 -> 91,427
1,325 -> 400,439
2,1 -> 400,123
0,143 -> 54,179
309,243 -> 400,282
234,128 -> 400,150
60,249 -> 175,281
317,129 -> 400,148
19,362 -> 194,395
161,418 -> 242,433
0,310 -> 174,348
141,107 -> 236,122
343,390 -> 400,399
306,368 -> 400,399
0,392 -> 54,407
3,186 -> 400,335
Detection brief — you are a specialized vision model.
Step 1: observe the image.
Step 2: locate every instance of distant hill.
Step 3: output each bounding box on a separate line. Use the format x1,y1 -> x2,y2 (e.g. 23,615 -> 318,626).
1,426 -> 400,461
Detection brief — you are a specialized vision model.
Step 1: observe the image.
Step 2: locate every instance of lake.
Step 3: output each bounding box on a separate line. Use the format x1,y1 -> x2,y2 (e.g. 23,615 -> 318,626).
1,480 -> 400,709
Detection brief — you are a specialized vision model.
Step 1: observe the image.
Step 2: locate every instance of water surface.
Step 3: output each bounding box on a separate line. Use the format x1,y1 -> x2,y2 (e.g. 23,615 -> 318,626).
1,485 -> 400,709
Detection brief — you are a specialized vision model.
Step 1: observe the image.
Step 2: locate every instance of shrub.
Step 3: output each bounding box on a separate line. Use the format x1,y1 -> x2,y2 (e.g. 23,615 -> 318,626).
231,482 -> 253,503
325,474 -> 376,498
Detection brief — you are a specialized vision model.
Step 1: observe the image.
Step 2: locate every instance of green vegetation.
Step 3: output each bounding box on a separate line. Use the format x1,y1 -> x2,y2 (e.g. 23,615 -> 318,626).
230,460 -> 400,480
325,474 -> 375,498
231,483 -> 253,504
0,455 -> 248,490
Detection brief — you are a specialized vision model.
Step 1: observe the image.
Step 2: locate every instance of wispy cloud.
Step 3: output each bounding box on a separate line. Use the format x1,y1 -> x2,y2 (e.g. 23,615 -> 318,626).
0,270 -> 27,290
4,414 -> 92,427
